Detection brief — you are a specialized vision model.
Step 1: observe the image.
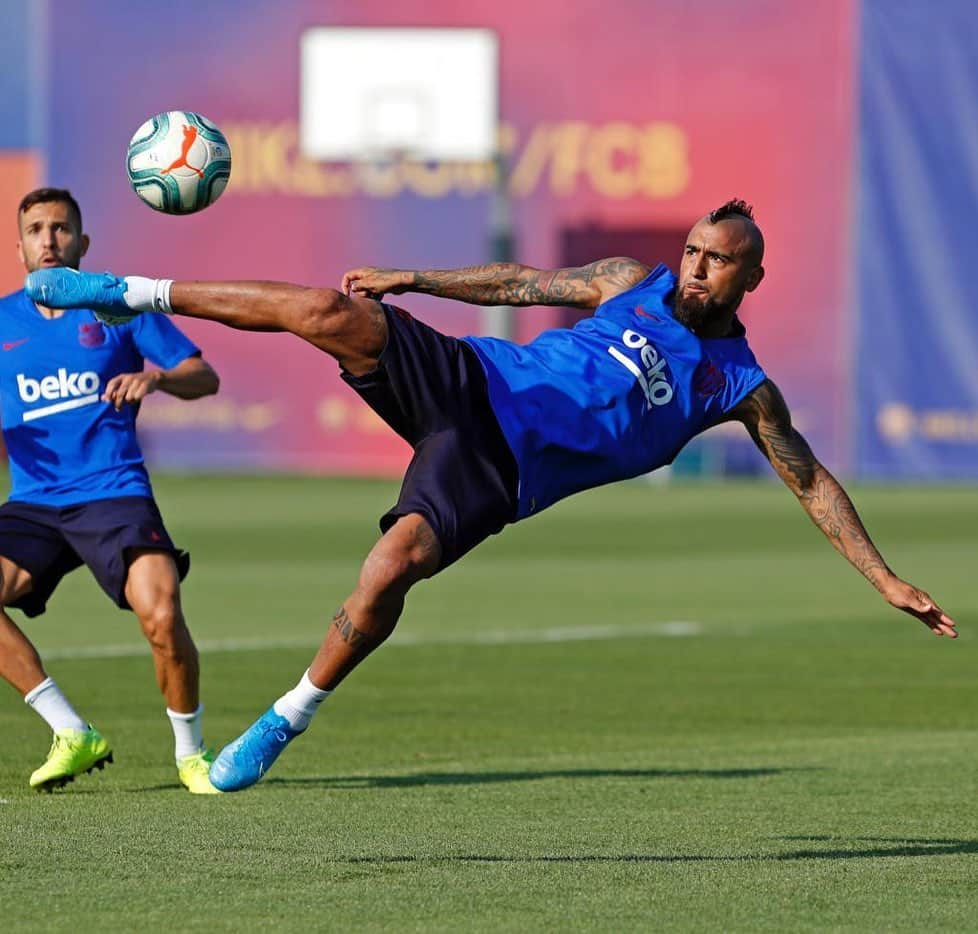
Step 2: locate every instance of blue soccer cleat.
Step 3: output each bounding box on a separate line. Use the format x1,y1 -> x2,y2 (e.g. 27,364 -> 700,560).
208,706 -> 305,792
25,267 -> 137,324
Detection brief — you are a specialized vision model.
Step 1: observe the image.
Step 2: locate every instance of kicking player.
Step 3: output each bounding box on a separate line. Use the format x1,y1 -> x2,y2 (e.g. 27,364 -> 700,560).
2,188 -> 221,793
25,199 -> 958,792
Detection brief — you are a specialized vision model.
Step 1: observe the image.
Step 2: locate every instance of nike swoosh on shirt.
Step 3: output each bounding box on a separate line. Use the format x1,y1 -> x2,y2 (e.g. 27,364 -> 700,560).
2,339 -> 29,351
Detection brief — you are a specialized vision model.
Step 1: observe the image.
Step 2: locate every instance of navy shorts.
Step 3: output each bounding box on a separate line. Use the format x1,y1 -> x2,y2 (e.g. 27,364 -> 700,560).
342,304 -> 519,571
0,496 -> 190,617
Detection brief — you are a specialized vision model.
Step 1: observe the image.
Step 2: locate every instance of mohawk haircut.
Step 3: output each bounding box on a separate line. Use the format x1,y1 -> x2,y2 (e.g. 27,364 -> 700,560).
707,198 -> 763,265
18,187 -> 83,231
708,199 -> 755,224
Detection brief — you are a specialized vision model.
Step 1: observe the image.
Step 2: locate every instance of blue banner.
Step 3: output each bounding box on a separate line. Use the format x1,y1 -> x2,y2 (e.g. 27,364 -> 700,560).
855,0 -> 978,478
0,0 -> 39,149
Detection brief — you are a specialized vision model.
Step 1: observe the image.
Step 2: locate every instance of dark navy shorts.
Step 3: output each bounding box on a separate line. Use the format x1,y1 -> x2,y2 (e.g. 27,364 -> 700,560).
0,496 -> 190,617
342,304 -> 519,571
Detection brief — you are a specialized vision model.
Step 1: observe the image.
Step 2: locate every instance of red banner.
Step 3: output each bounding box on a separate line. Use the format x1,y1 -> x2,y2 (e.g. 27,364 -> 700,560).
40,0 -> 855,474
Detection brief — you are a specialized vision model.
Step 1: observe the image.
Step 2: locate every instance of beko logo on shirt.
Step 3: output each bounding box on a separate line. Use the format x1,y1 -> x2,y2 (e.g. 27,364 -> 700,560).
16,369 -> 101,422
607,329 -> 674,407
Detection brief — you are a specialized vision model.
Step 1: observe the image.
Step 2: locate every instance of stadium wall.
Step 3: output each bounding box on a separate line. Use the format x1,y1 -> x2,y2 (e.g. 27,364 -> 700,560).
0,0 -> 42,296
14,1 -> 976,480
854,0 -> 978,479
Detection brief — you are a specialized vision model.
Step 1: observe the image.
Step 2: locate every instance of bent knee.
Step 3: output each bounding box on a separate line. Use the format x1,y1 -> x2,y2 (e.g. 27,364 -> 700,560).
137,601 -> 188,645
360,537 -> 440,601
360,554 -> 422,600
295,290 -> 387,369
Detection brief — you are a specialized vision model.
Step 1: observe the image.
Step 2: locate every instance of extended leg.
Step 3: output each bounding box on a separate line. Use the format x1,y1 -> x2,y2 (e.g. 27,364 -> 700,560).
0,556 -> 112,791
209,514 -> 441,792
309,513 -> 442,689
0,556 -> 46,694
125,550 -> 199,712
125,550 -> 218,794
24,270 -> 391,375
168,281 -> 389,375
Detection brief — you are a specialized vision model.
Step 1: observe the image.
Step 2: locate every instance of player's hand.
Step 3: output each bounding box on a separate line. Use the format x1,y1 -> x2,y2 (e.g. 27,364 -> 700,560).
880,576 -> 958,638
342,267 -> 412,299
102,371 -> 162,410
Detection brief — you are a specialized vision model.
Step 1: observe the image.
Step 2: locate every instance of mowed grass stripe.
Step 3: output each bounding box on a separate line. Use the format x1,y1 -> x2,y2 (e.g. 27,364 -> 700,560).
1,476 -> 976,932
41,620 -> 704,660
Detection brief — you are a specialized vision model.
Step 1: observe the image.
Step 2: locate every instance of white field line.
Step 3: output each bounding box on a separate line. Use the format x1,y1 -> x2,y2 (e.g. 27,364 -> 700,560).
42,620 -> 703,661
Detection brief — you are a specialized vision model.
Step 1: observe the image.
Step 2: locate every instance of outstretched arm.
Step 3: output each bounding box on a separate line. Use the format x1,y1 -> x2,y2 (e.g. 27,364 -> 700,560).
342,257 -> 651,309
732,380 -> 957,637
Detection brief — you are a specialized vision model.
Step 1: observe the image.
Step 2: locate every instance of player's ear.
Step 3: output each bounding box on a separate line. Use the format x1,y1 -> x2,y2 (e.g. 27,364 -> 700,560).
745,265 -> 764,292
16,239 -> 26,267
79,233 -> 90,258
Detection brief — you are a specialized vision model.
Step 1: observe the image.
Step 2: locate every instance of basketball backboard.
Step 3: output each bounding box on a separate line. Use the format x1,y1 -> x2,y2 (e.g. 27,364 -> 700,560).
300,27 -> 499,162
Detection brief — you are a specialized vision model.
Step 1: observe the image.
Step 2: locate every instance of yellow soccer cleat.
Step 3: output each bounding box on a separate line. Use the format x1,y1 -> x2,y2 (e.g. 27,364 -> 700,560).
29,725 -> 113,792
177,749 -> 222,795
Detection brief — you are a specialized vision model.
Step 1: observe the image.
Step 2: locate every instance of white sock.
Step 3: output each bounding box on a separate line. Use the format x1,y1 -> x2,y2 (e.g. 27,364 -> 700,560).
122,276 -> 173,314
24,677 -> 88,732
167,704 -> 205,760
273,670 -> 332,731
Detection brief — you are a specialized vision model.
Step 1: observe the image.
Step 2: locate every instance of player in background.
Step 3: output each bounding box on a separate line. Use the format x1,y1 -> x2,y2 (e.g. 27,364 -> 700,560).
2,188 -> 221,793
26,199 -> 958,792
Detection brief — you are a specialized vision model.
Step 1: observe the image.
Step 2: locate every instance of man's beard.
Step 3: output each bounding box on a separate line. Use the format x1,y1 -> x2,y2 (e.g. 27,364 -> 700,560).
673,290 -> 728,334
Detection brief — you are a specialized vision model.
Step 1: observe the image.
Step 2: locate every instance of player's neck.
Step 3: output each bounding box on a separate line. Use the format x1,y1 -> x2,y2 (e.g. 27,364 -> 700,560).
691,315 -> 737,339
34,303 -> 66,320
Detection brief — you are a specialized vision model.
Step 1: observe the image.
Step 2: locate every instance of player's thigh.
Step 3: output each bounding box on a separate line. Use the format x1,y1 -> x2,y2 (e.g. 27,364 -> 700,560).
377,427 -> 519,575
124,549 -> 182,620
60,496 -> 189,611
0,502 -> 82,615
0,555 -> 34,605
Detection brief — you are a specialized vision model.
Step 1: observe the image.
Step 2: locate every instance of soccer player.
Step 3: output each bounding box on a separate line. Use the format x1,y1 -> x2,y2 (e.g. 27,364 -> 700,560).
25,199 -> 958,793
3,188 -> 221,793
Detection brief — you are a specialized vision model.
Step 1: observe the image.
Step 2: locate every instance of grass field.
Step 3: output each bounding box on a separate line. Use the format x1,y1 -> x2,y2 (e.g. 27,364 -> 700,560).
1,475 -> 976,932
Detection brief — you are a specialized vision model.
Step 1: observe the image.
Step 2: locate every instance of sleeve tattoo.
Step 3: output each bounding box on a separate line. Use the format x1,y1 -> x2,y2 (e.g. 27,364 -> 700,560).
740,381 -> 892,589
411,257 -> 650,307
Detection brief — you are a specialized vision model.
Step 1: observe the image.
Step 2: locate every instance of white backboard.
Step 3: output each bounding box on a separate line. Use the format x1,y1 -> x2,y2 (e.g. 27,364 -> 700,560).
300,27 -> 499,162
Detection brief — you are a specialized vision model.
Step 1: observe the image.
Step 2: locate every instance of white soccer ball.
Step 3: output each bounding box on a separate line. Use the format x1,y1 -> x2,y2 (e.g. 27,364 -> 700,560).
126,111 -> 231,214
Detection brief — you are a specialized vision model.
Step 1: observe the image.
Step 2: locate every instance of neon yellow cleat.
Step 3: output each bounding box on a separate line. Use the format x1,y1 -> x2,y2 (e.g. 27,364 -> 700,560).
29,725 -> 113,792
177,749 -> 222,795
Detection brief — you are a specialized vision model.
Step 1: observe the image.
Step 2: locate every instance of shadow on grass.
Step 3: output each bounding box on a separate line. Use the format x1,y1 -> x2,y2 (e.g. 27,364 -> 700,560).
315,837 -> 978,865
121,766 -> 805,795
265,766 -> 804,789
767,836 -> 978,861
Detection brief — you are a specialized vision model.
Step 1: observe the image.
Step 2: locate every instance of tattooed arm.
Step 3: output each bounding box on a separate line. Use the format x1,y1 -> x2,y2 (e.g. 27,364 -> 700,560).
341,257 -> 651,309
732,379 -> 957,637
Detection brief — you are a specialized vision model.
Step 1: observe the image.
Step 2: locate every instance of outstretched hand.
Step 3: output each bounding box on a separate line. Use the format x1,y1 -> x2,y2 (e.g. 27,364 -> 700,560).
880,577 -> 958,638
102,371 -> 161,410
342,267 -> 411,300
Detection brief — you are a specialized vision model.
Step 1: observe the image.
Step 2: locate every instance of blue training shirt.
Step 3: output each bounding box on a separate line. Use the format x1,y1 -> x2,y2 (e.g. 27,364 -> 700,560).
463,264 -> 767,519
0,288 -> 199,506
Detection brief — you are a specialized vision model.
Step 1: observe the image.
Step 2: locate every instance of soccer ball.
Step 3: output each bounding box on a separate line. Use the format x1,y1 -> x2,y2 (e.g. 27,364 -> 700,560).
126,111 -> 231,214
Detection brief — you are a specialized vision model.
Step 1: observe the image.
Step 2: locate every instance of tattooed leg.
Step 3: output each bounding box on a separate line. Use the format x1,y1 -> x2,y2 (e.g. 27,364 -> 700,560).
308,513 -> 441,690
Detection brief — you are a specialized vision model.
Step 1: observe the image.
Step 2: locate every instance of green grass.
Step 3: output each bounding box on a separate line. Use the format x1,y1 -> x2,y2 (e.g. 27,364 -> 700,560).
1,476 -> 976,932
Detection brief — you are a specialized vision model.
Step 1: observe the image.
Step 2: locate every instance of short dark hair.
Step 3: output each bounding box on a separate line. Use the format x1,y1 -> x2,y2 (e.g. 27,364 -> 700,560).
18,187 -> 83,230
709,199 -> 755,224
